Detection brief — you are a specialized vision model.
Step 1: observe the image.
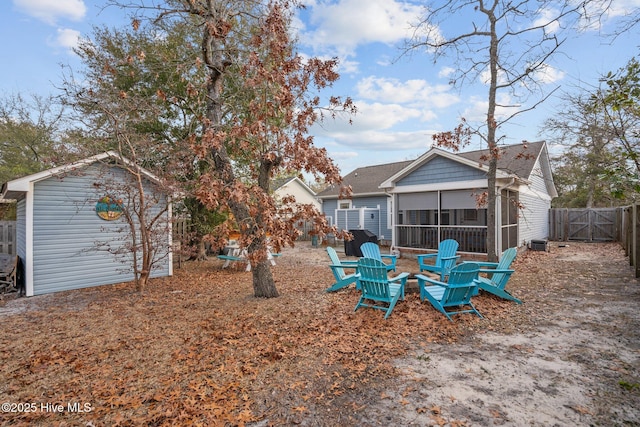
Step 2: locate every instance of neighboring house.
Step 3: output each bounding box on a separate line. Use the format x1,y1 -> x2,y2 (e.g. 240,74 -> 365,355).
318,141 -> 557,255
0,152 -> 173,296
317,160 -> 413,245
271,176 -> 321,211
271,176 -> 322,241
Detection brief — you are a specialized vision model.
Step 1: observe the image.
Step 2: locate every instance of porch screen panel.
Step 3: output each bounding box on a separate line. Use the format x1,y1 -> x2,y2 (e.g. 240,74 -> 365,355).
397,192 -> 437,210
440,190 -> 481,209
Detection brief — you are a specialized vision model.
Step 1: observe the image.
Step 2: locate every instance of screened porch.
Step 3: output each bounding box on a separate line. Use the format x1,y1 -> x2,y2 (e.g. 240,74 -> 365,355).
394,189 -> 518,254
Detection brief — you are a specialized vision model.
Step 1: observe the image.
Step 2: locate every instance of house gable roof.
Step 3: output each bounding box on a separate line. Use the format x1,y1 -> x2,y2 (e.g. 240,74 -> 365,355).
271,175 -> 316,197
458,141 -> 545,179
0,151 -> 164,201
317,141 -> 554,199
459,141 -> 557,197
316,159 -> 413,199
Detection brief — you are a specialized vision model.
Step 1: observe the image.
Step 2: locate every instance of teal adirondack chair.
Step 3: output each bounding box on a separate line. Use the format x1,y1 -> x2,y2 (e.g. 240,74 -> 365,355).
416,262 -> 482,321
473,247 -> 521,304
354,258 -> 409,319
360,242 -> 397,272
325,246 -> 359,292
417,239 -> 460,281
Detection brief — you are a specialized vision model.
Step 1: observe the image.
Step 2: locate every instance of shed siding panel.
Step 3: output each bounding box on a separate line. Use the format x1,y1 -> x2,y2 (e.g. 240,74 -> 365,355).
397,157 -> 486,186
32,164 -> 169,295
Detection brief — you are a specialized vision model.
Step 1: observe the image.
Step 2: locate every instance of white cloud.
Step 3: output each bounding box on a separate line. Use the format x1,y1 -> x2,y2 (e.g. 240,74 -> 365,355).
14,0 -> 86,25
585,0 -> 640,20
52,27 -> 81,51
327,150 -> 359,161
533,7 -> 561,34
438,67 -> 456,79
459,93 -> 522,125
300,0 -> 423,56
356,76 -> 459,109
532,63 -> 565,84
327,128 -> 433,151
313,100 -> 423,136
312,100 -> 437,153
353,102 -> 422,129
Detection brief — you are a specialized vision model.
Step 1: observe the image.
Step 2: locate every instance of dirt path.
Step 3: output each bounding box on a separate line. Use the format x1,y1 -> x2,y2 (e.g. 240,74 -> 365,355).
352,242 -> 640,426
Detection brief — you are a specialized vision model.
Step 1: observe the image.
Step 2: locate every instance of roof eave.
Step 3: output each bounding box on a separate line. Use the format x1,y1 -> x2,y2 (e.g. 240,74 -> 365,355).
0,151 -> 165,200
318,191 -> 389,199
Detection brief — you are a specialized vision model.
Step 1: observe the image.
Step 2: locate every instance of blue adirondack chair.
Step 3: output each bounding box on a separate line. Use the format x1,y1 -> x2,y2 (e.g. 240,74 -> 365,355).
416,262 -> 482,321
354,257 -> 409,319
325,246 -> 359,292
417,239 -> 460,281
473,247 -> 521,304
360,242 -> 397,272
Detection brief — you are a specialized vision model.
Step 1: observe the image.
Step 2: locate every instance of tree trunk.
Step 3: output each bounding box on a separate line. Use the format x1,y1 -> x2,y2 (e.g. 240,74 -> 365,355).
199,4 -> 280,298
252,259 -> 279,298
137,270 -> 149,293
485,9 -> 499,263
190,238 -> 208,261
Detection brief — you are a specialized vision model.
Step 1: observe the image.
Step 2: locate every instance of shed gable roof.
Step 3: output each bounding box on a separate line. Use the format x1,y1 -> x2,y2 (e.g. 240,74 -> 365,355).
0,151 -> 164,201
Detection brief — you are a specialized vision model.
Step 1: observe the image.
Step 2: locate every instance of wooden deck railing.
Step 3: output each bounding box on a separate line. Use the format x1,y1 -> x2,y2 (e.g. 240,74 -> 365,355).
395,225 -> 487,253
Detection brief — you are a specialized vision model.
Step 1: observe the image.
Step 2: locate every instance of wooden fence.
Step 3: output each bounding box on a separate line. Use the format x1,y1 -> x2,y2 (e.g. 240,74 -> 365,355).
550,206 -> 640,277
549,208 -> 622,242
621,204 -> 640,278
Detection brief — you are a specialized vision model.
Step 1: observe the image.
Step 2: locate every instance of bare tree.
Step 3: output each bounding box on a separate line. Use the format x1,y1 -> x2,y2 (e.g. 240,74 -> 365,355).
543,91 -> 619,207
62,38 -> 178,293
405,0 -> 590,260
92,150 -> 173,292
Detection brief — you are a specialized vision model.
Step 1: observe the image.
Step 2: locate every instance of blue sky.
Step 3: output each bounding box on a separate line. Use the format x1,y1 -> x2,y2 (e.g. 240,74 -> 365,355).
1,0 -> 639,175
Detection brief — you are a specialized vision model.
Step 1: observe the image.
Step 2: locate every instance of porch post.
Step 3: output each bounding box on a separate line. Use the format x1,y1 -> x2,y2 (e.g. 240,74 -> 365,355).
496,190 -> 503,256
390,195 -> 396,248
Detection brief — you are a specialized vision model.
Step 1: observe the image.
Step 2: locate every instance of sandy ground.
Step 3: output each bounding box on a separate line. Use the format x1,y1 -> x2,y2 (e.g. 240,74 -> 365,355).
347,242 -> 640,426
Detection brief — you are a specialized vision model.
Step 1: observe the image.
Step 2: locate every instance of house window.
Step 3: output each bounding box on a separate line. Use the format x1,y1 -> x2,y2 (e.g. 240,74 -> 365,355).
440,210 -> 450,225
463,209 -> 478,222
401,209 -> 438,225
338,200 -> 352,209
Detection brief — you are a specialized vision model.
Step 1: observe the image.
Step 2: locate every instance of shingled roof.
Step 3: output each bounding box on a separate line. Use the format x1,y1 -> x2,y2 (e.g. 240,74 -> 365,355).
317,141 -> 547,198
458,141 -> 545,179
316,159 -> 413,198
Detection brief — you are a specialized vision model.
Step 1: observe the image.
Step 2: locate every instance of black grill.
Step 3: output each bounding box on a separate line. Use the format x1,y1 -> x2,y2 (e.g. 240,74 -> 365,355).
344,229 -> 378,257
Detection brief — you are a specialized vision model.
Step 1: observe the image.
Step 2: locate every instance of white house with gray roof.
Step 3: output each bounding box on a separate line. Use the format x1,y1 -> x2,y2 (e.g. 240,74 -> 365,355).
317,141 -> 557,255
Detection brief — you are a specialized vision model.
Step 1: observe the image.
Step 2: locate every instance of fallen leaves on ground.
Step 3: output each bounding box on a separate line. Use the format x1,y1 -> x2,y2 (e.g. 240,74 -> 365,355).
0,243 -> 605,426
